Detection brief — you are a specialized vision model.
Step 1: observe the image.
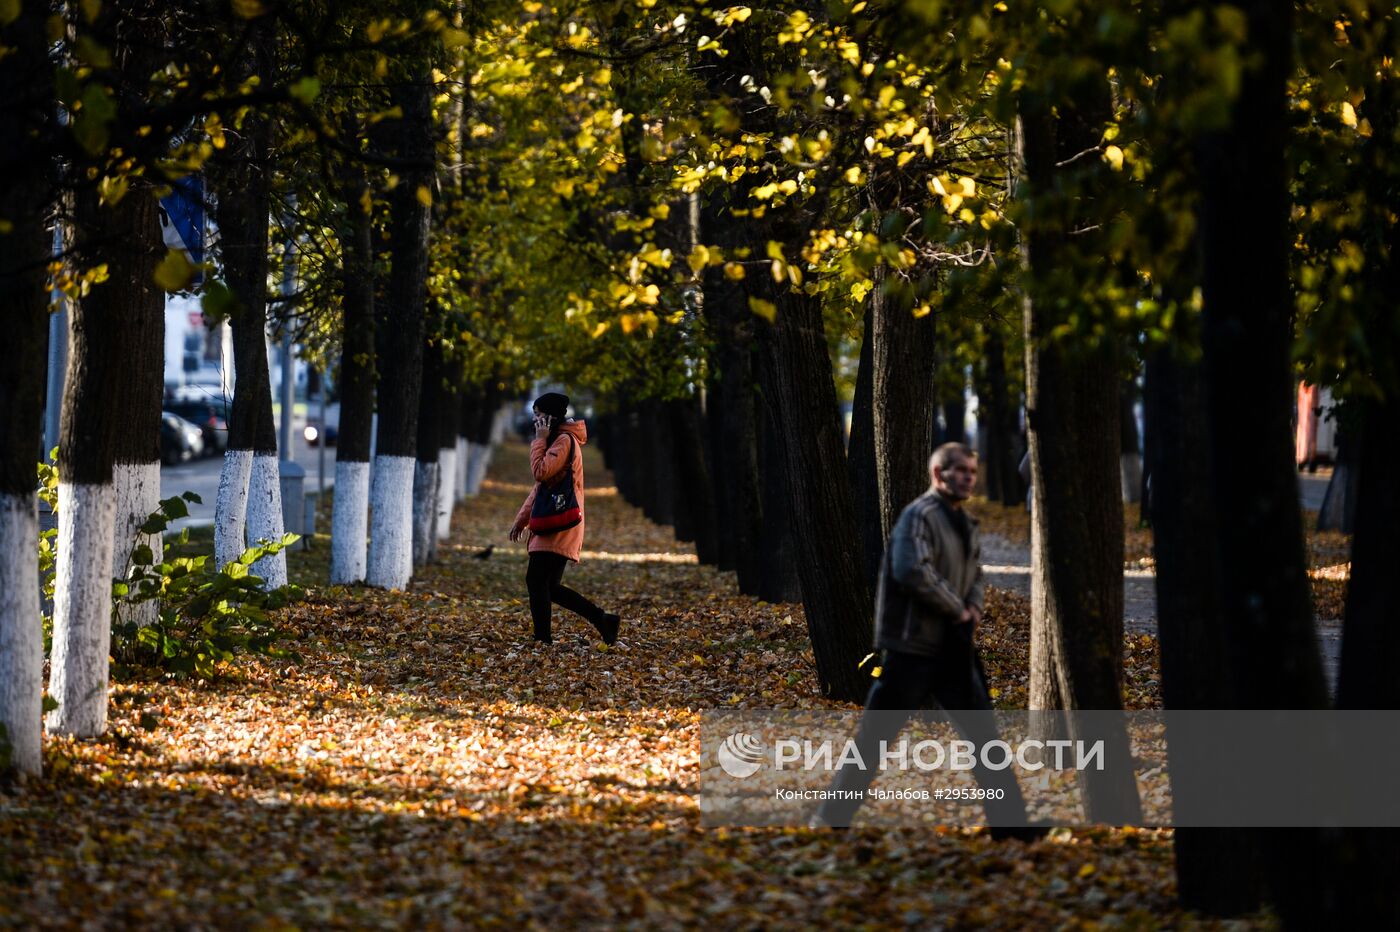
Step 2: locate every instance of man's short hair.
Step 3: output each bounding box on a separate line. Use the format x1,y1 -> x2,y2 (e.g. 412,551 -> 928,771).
929,442 -> 976,474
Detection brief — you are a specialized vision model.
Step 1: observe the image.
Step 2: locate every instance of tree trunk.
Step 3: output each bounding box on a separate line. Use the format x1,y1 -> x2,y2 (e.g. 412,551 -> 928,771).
756,282 -> 872,701
108,185 -> 164,631
646,400 -> 675,527
982,328 -> 1022,506
669,396 -> 718,561
435,383 -> 459,541
1196,3 -> 1329,924
0,3 -> 52,775
48,188 -> 138,738
1146,345 -> 1263,915
1119,381 -> 1143,506
1019,90 -> 1141,822
872,270 -> 938,537
755,382 -> 803,605
1315,421 -> 1358,533
847,303 -> 883,597
367,71 -> 432,590
213,22 -> 284,588
330,182 -> 375,585
412,335 -> 443,567
1197,0 -> 1326,709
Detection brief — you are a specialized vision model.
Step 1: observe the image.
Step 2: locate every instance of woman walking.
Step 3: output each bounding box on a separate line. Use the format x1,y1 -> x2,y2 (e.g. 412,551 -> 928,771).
509,392 -> 621,645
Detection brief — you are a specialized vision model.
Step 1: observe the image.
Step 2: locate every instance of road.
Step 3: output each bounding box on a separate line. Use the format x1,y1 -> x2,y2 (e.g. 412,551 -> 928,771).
161,406 -> 339,530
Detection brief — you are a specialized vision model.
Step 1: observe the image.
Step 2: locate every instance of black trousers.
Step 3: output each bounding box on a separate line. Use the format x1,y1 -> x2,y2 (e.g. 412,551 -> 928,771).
526,551 -> 605,640
818,623 -> 1031,827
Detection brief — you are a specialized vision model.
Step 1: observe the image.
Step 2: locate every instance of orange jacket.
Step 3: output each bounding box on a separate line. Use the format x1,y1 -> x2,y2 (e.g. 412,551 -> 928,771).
514,419 -> 589,562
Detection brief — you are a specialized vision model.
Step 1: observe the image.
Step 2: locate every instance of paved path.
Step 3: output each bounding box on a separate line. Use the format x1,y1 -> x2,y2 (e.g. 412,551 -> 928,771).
982,532 -> 1344,695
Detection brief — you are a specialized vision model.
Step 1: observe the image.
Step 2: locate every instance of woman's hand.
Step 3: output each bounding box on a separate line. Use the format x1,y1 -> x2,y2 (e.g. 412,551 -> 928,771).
533,413 -> 552,440
509,521 -> 529,543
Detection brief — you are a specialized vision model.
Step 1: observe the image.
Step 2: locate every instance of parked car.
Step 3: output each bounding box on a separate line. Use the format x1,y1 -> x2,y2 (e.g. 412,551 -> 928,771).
303,420 -> 338,447
160,412 -> 205,465
165,399 -> 229,455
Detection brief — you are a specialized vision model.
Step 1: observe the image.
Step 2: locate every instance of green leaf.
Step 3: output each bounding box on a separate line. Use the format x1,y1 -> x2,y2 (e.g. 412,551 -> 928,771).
200,279 -> 239,324
159,495 -> 189,520
181,491 -> 203,505
154,249 -> 197,292
288,76 -> 322,105
41,694 -> 59,714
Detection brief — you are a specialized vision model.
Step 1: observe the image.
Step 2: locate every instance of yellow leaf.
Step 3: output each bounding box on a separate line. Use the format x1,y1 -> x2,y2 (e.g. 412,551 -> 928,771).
958,176 -> 976,197
723,262 -> 745,280
687,245 -> 711,273
748,297 -> 776,322
415,185 -> 432,207
1103,145 -> 1124,170
590,321 -> 610,339
97,175 -> 128,206
231,0 -> 264,18
1340,102 -> 1357,127
359,188 -> 373,215
1078,863 -> 1096,878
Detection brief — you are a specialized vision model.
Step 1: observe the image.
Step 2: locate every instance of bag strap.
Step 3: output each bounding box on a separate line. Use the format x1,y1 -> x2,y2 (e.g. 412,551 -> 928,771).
539,432 -> 576,488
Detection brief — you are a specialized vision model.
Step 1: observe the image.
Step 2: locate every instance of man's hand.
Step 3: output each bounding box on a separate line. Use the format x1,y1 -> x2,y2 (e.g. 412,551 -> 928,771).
509,522 -> 529,543
957,607 -> 973,624
533,413 -> 552,440
965,603 -> 983,628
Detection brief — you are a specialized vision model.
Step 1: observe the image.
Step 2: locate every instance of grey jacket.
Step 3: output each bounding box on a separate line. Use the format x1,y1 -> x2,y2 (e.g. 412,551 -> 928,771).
873,489 -> 984,657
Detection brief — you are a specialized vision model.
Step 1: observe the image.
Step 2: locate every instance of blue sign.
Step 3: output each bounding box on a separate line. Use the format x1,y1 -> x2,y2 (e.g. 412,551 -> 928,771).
160,175 -> 204,283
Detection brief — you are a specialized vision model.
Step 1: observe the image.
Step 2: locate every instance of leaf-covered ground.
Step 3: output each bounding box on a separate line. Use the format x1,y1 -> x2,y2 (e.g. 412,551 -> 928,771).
1,442 -> 1274,929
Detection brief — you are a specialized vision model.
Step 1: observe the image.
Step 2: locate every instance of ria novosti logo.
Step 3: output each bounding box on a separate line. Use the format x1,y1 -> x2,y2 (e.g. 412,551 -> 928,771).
716,732 -> 765,778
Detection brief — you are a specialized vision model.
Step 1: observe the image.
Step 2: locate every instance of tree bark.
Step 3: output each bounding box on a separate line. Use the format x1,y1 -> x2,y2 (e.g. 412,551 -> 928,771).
0,3 -> 53,775
330,178 -> 375,585
982,327 -> 1022,506
1019,89 -> 1141,822
107,183 -> 164,631
367,70 -> 432,590
212,19 -> 284,588
48,188 -> 138,738
754,381 -> 803,605
1145,345 -> 1263,915
670,395 -> 718,561
412,334 -> 443,567
756,282 -> 872,700
847,304 -> 883,597
1196,2 -> 1329,924
872,269 -> 938,536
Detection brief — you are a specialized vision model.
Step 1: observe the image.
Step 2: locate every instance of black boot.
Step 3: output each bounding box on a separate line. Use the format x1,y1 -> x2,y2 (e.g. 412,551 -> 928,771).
593,613 -> 620,646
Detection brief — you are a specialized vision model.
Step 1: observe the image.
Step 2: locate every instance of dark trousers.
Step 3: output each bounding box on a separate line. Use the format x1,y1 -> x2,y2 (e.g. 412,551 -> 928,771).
526,551 -> 605,640
818,624 -> 1031,827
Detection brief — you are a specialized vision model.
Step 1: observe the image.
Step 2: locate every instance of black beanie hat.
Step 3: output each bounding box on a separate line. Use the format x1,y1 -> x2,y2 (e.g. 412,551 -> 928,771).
534,392 -> 569,419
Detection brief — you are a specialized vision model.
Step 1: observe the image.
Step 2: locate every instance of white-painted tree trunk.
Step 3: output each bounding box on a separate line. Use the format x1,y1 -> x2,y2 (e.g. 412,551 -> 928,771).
214,449 -> 253,569
455,436 -> 468,503
490,407 -> 507,444
330,460 -> 370,585
1120,452 -> 1144,505
367,454 -> 415,589
47,482 -> 117,738
467,442 -> 493,495
436,446 -> 456,540
463,442 -> 482,497
0,494 -> 42,775
111,461 -> 161,628
412,460 -> 438,566
246,453 -> 287,588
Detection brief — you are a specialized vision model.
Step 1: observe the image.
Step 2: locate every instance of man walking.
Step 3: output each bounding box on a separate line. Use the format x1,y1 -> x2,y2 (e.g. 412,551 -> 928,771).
812,443 -> 1044,840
